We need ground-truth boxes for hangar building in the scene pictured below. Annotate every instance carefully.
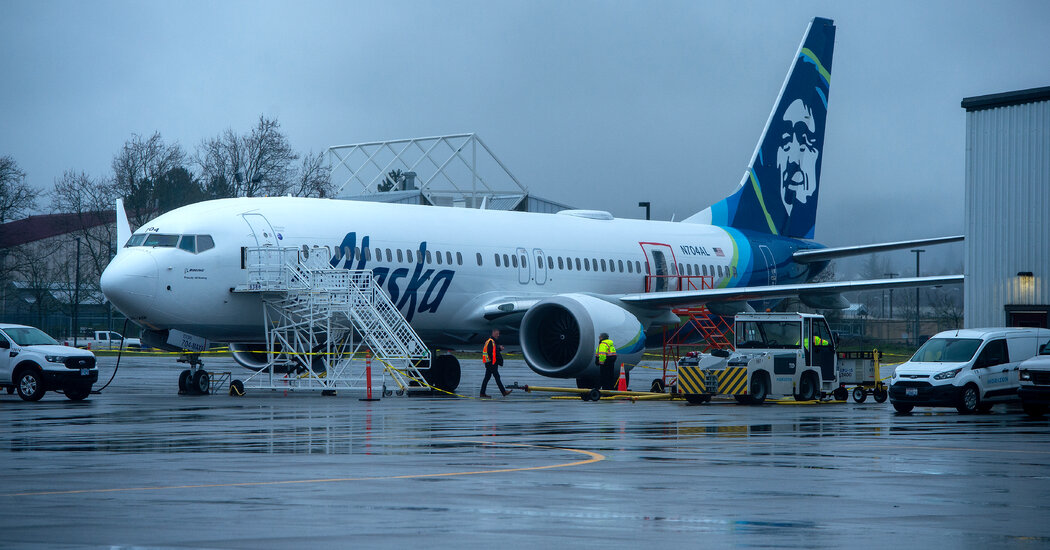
[962,86,1050,328]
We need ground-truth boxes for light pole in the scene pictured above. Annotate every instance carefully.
[638,201,650,221]
[912,249,925,346]
[73,238,81,347]
[884,272,898,318]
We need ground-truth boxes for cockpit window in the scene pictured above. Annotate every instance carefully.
[125,233,215,254]
[197,235,215,252]
[178,235,196,253]
[143,234,179,247]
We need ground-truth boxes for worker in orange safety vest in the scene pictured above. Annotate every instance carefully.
[481,328,511,398]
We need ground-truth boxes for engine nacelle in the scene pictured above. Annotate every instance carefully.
[520,293,645,380]
[229,343,273,371]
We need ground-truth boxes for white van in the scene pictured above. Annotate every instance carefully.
[1018,340,1050,417]
[888,327,1050,414]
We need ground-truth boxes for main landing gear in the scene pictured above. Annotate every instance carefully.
[177,353,210,395]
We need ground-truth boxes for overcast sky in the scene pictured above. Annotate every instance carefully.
[3,0,1049,274]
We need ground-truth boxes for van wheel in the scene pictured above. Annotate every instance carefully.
[977,402,994,413]
[893,402,914,413]
[956,385,980,414]
[1023,403,1048,417]
[852,387,867,403]
[16,369,46,401]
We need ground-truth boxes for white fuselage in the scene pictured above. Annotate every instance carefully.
[101,197,797,347]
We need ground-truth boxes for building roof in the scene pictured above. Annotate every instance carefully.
[0,211,115,248]
[961,86,1050,112]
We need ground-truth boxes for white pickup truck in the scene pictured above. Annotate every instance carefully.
[68,330,143,351]
[1,323,98,401]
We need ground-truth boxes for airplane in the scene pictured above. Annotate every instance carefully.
[100,16,963,392]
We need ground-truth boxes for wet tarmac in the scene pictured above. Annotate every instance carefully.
[2,356,1050,548]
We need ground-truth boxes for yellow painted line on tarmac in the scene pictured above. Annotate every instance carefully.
[2,439,605,498]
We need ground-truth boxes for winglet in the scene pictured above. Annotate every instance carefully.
[115,199,132,255]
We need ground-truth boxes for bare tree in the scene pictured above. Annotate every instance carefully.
[196,115,299,197]
[49,171,118,279]
[111,132,187,227]
[289,151,333,198]
[0,155,39,223]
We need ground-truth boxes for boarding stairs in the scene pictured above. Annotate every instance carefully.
[234,246,431,395]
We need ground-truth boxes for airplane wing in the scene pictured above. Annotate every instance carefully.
[793,235,964,263]
[618,275,963,309]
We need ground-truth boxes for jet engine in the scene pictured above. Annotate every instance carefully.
[229,343,274,371]
[519,293,645,382]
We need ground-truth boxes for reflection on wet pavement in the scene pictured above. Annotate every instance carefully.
[1,357,1049,548]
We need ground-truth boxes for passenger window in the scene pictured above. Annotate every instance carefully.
[636,261,642,273]
[976,340,1009,367]
[601,259,607,272]
[406,250,414,264]
[425,250,432,264]
[436,251,443,264]
[547,256,553,270]
[374,248,381,261]
[520,255,527,268]
[457,252,463,265]
[584,258,590,271]
[397,249,404,262]
[197,235,215,253]
[476,252,483,266]
[495,254,501,267]
[558,257,564,270]
[512,255,519,268]
[503,254,510,267]
[575,258,582,271]
[618,260,624,272]
[178,235,196,253]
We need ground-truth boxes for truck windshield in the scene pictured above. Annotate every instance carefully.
[911,338,982,363]
[2,327,60,346]
[1040,339,1050,355]
[735,321,801,349]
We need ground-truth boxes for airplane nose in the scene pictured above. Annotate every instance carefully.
[101,251,159,317]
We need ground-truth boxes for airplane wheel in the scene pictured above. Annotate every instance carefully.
[852,387,867,403]
[178,370,193,394]
[192,370,210,395]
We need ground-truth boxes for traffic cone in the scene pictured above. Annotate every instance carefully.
[616,364,627,391]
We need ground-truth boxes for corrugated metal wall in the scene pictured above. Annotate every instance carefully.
[964,99,1050,326]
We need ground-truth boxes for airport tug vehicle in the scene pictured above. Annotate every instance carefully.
[677,313,838,404]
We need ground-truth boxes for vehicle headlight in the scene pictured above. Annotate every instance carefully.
[44,355,67,363]
[1020,370,1032,381]
[933,368,963,380]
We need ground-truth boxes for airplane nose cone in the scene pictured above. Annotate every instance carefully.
[101,251,159,317]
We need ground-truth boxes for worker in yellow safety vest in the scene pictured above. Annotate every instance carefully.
[480,329,511,398]
[595,333,617,390]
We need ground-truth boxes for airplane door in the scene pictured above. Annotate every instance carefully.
[241,213,278,247]
[640,243,680,292]
[759,245,777,285]
[533,248,547,285]
[515,247,530,284]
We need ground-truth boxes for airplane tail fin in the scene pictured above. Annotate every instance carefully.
[684,17,835,239]
[115,199,131,255]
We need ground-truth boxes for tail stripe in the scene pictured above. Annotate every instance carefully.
[800,48,831,85]
[748,170,779,235]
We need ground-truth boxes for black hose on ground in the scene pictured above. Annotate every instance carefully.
[94,318,128,393]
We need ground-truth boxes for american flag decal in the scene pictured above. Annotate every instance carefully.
[714,248,725,257]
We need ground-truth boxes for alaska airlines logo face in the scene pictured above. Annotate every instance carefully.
[329,232,453,322]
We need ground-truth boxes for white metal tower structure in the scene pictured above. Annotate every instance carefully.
[328,133,528,208]
[234,246,431,395]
